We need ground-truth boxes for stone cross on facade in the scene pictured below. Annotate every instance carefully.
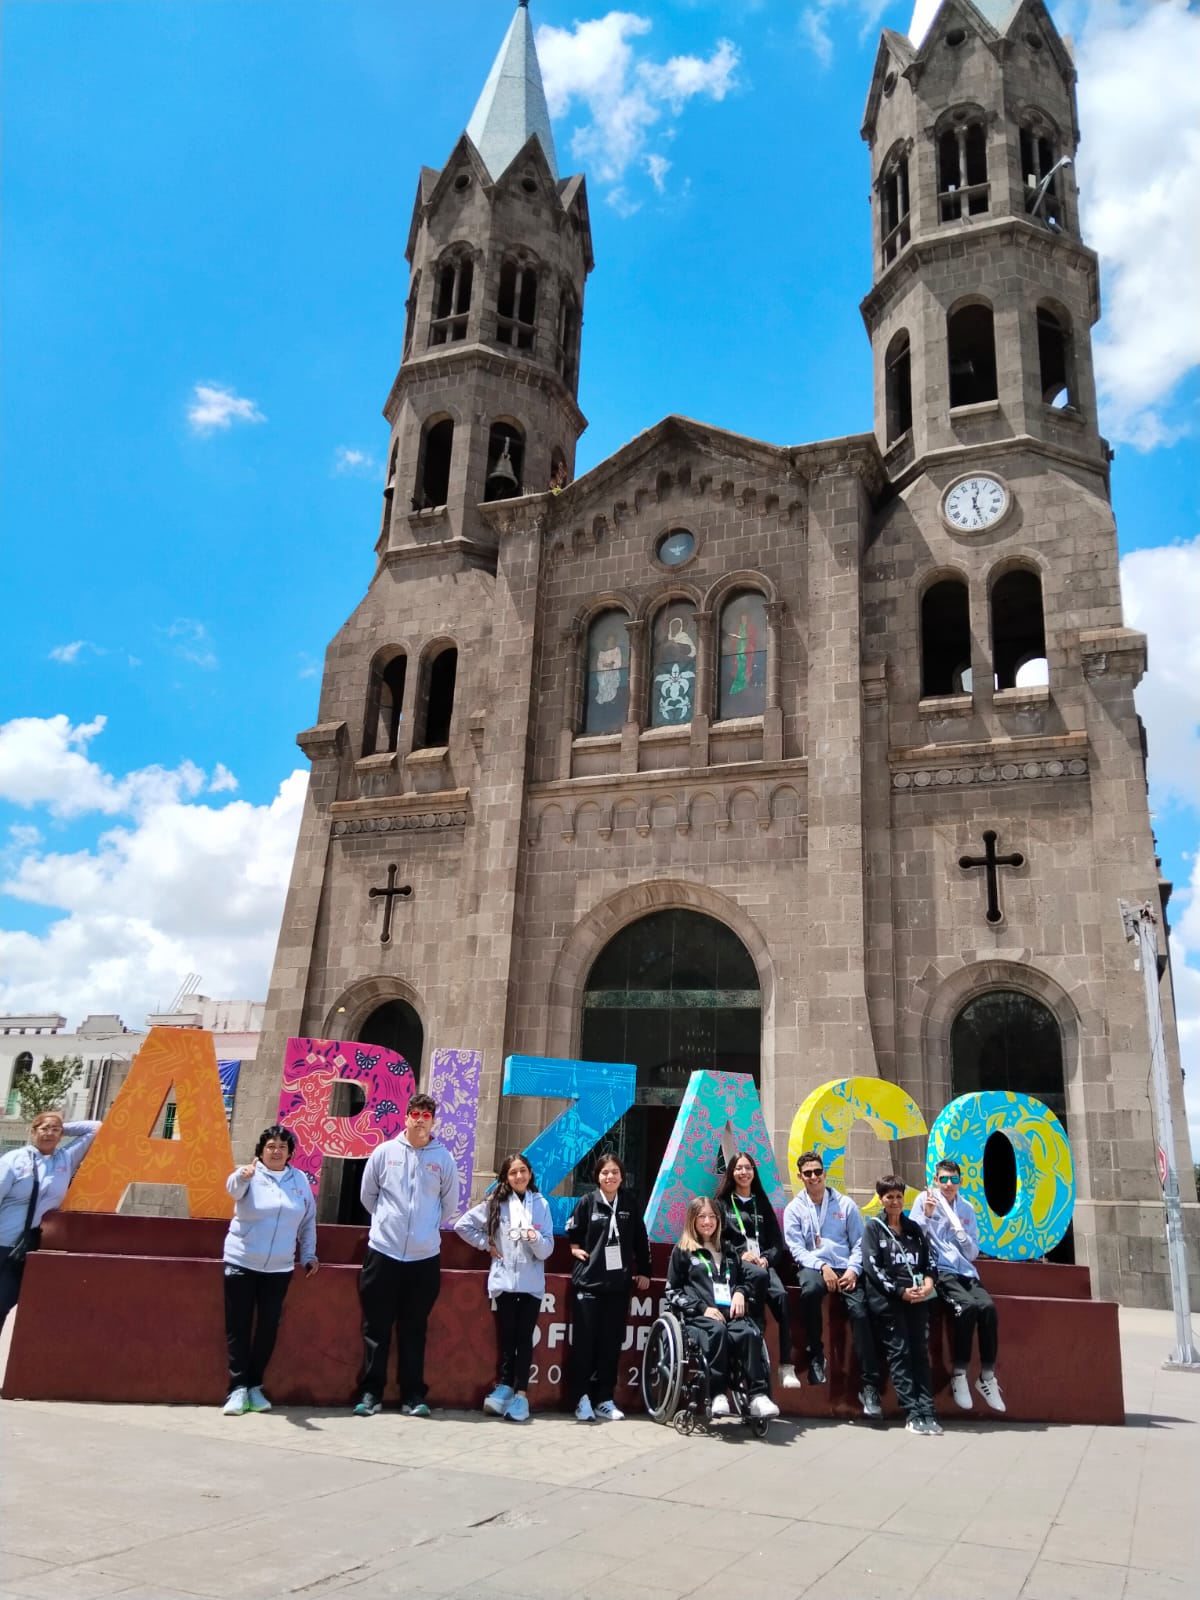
[368,865,412,945]
[958,830,1024,925]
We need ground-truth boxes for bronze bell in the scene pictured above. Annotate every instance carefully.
[486,437,519,498]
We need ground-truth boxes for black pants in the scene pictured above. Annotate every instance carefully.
[358,1248,442,1404]
[798,1268,881,1386]
[0,1246,26,1333]
[223,1264,292,1392]
[494,1291,540,1392]
[570,1290,627,1405]
[868,1290,933,1420]
[742,1262,795,1365]
[937,1273,998,1368]
[687,1313,769,1398]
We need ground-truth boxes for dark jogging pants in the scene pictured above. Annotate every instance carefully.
[686,1313,770,1398]
[494,1290,540,1392]
[741,1262,797,1366]
[570,1290,627,1405]
[937,1272,999,1368]
[223,1264,292,1392]
[868,1290,934,1420]
[798,1269,882,1386]
[358,1248,441,1404]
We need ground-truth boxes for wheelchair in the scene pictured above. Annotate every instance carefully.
[640,1308,775,1438]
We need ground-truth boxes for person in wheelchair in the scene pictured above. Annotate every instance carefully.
[714,1151,802,1389]
[667,1196,779,1420]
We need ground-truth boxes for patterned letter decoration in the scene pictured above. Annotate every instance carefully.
[62,1027,235,1218]
[644,1070,786,1243]
[927,1091,1074,1259]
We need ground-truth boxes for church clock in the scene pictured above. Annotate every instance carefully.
[941,474,1011,533]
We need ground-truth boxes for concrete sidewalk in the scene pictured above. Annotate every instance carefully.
[1,1307,1196,1600]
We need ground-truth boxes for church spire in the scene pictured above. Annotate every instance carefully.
[909,1,1019,47]
[465,2,559,182]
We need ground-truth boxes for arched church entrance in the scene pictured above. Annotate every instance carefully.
[950,987,1072,1262]
[324,997,425,1225]
[575,908,761,1200]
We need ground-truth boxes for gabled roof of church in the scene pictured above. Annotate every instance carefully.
[464,2,559,182]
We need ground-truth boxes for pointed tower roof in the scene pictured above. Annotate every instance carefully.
[909,1,1018,47]
[465,2,559,182]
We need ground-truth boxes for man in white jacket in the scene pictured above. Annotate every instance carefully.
[908,1158,1004,1413]
[353,1093,459,1417]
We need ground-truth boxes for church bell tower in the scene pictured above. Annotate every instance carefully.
[247,5,593,1212]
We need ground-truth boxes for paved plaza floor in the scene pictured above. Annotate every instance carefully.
[1,1307,1197,1600]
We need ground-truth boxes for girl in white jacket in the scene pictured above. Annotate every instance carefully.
[454,1153,554,1423]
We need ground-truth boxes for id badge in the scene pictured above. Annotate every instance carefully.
[604,1243,624,1273]
[713,1282,733,1308]
[744,1236,760,1258]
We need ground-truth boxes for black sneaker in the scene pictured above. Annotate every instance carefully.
[859,1384,883,1418]
[353,1393,382,1417]
[807,1357,827,1385]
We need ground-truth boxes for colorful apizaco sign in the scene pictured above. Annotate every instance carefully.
[63,1029,1074,1261]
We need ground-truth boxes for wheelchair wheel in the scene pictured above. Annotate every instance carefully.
[751,1417,770,1439]
[642,1311,685,1424]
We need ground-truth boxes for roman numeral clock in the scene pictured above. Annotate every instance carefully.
[941,472,1012,532]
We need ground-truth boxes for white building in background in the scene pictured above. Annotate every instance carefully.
[0,1000,263,1151]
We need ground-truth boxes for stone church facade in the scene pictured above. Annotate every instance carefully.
[243,0,1195,1306]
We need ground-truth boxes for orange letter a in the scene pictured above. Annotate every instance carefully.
[63,1027,235,1219]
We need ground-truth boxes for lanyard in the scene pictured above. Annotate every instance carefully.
[933,1189,964,1235]
[509,1195,531,1232]
[696,1250,729,1283]
[730,1194,757,1236]
[600,1194,620,1243]
[804,1188,830,1239]
[879,1218,922,1285]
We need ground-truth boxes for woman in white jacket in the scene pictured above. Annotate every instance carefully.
[454,1153,554,1424]
[221,1124,318,1416]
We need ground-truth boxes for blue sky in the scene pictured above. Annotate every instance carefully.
[2,1,1198,1141]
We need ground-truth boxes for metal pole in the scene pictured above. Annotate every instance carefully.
[1119,899,1200,1368]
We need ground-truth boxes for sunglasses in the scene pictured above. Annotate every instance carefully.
[407,1109,434,1122]
[800,1168,824,1179]
[936,1173,960,1185]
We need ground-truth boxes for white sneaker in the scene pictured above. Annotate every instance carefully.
[976,1373,1006,1413]
[710,1393,731,1418]
[594,1400,625,1422]
[748,1394,780,1419]
[222,1387,249,1416]
[574,1396,595,1423]
[246,1386,271,1413]
[950,1372,973,1410]
[779,1363,802,1390]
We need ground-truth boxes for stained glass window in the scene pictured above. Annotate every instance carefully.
[717,591,768,720]
[649,601,698,728]
[582,611,629,735]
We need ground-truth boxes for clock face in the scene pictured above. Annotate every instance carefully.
[943,475,1009,531]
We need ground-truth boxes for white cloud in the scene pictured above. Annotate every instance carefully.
[1120,537,1200,1156]
[1073,1,1200,448]
[644,152,671,193]
[186,383,266,435]
[536,11,738,205]
[49,641,88,665]
[333,446,379,476]
[163,617,218,670]
[1121,537,1200,810]
[0,714,207,819]
[801,1,892,66]
[0,715,305,1026]
[209,764,239,794]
